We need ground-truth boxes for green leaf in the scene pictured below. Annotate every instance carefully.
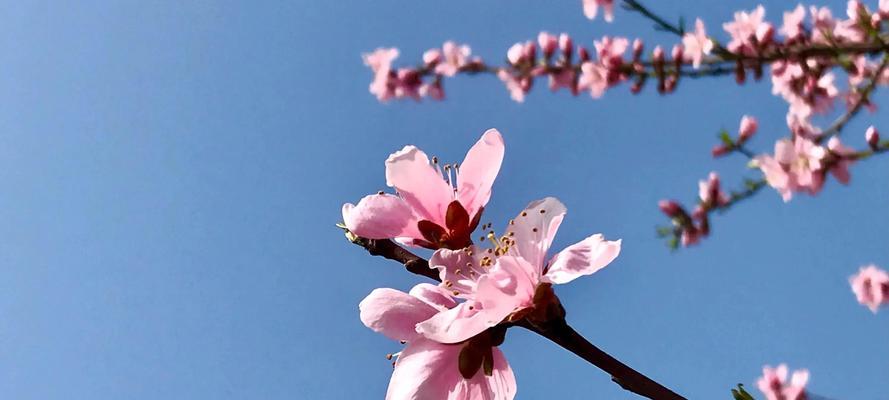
[730,384,755,400]
[719,129,734,146]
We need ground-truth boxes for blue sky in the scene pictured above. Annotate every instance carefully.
[0,1,886,399]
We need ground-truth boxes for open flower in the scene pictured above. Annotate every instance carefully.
[417,197,621,344]
[360,283,516,399]
[756,364,809,400]
[754,137,827,202]
[343,129,505,249]
[850,264,889,313]
[682,19,713,69]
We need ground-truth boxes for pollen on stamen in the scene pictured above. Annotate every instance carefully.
[532,228,538,232]
[432,156,439,164]
[540,209,546,214]
[509,219,515,225]
[444,280,453,287]
[452,290,460,296]
[377,191,384,195]
[521,212,528,217]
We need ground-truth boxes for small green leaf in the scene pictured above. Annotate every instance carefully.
[719,129,734,146]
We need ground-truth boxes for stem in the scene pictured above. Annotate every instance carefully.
[522,318,686,400]
[816,53,889,143]
[345,233,686,399]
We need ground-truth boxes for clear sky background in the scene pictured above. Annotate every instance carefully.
[0,1,886,399]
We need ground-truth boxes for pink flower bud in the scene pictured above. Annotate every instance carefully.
[522,41,537,62]
[658,199,682,218]
[632,38,644,61]
[671,44,683,63]
[507,43,524,65]
[423,49,442,66]
[711,144,730,157]
[578,46,590,62]
[558,33,573,60]
[652,46,664,63]
[538,31,558,58]
[738,115,758,142]
[866,125,880,149]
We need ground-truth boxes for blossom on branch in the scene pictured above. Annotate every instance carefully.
[359,284,516,399]
[418,197,621,343]
[343,129,505,249]
[756,364,809,400]
[850,264,889,313]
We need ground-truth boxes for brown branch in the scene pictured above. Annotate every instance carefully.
[520,318,686,400]
[345,232,686,400]
[346,235,441,281]
[817,53,889,143]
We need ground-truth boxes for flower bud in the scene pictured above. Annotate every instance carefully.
[738,115,758,143]
[558,33,573,61]
[507,43,524,65]
[632,38,644,61]
[711,144,730,157]
[423,48,442,66]
[578,46,590,62]
[866,125,880,150]
[658,199,682,218]
[538,31,558,59]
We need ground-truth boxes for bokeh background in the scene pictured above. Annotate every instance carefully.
[0,1,886,398]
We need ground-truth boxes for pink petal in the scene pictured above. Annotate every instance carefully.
[359,288,437,342]
[456,129,505,221]
[386,338,462,400]
[386,340,516,400]
[416,257,536,344]
[385,145,454,225]
[414,301,492,344]
[544,235,621,284]
[505,197,567,271]
[342,194,421,240]
[409,283,458,312]
[452,347,517,400]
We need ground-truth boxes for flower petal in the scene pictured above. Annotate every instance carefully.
[544,235,621,284]
[409,283,458,312]
[457,129,505,220]
[505,197,567,271]
[342,194,421,240]
[385,145,454,225]
[415,301,492,344]
[452,347,517,400]
[386,338,461,400]
[359,288,437,342]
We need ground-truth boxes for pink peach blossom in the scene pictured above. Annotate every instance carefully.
[418,198,621,344]
[866,125,880,148]
[363,48,400,101]
[359,284,516,400]
[723,6,773,54]
[498,70,528,102]
[780,5,807,41]
[755,138,827,202]
[578,61,610,98]
[343,129,505,249]
[756,364,809,400]
[435,41,472,77]
[849,264,889,313]
[583,0,614,22]
[682,19,713,69]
